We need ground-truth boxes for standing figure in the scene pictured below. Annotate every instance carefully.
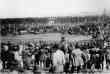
[52,45,65,73]
[105,47,110,69]
[1,44,9,69]
[71,47,84,73]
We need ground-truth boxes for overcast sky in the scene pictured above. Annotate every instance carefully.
[0,0,110,18]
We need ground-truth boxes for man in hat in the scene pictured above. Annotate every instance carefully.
[60,36,66,44]
[105,47,110,69]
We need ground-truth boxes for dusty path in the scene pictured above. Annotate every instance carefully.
[0,33,91,43]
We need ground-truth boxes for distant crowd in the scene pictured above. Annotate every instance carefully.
[1,22,110,36]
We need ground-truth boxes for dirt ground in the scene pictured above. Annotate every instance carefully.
[1,70,110,74]
[0,33,91,43]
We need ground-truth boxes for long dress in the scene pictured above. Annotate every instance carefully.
[0,60,3,70]
[14,51,23,68]
[72,49,84,67]
[52,49,65,73]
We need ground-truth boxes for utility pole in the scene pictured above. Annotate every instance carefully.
[102,8,106,22]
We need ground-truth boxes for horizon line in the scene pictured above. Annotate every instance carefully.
[0,11,109,19]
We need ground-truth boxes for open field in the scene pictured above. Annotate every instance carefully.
[0,33,91,43]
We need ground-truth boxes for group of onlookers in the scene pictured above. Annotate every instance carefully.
[0,39,110,73]
[0,23,83,36]
[2,22,110,36]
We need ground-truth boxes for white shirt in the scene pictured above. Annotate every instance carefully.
[53,49,65,66]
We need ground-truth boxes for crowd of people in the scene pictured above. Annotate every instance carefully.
[1,22,110,40]
[0,16,110,74]
[0,23,85,36]
[0,37,110,73]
